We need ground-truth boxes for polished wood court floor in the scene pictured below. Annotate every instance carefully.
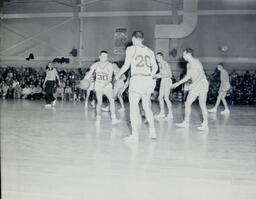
[1,99,256,199]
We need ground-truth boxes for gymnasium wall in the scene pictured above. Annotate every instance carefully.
[1,14,256,72]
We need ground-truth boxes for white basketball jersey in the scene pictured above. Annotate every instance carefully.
[94,61,113,86]
[130,45,153,77]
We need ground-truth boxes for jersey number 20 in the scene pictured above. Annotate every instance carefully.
[135,55,151,68]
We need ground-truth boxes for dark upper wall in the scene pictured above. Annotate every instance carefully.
[1,14,256,71]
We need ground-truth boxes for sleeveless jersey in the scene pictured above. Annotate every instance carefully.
[220,69,231,91]
[94,61,113,86]
[130,45,153,77]
[187,59,207,85]
[159,60,172,78]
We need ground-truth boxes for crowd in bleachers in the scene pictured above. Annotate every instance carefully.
[0,66,256,105]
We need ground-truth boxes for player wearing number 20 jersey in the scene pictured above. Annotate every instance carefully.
[117,31,158,142]
[129,45,157,95]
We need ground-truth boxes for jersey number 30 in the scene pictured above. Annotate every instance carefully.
[97,74,108,81]
[135,55,151,68]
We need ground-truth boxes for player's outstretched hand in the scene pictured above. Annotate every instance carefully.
[153,74,161,79]
[171,83,179,89]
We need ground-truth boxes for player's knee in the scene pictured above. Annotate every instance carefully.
[163,95,169,101]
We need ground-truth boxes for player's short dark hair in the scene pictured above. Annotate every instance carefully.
[100,50,108,55]
[184,48,194,56]
[132,31,144,39]
[218,63,224,67]
[156,52,164,57]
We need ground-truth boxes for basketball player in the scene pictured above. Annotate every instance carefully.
[171,48,209,131]
[153,52,173,120]
[116,31,158,142]
[208,63,231,114]
[43,62,60,109]
[86,51,120,125]
[102,63,127,112]
[83,70,96,109]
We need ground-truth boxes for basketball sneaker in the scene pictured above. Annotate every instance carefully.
[208,108,217,113]
[52,99,57,107]
[102,106,110,112]
[165,113,173,120]
[149,128,157,139]
[45,104,52,109]
[154,113,165,119]
[197,123,209,131]
[112,118,121,125]
[124,134,138,143]
[220,109,230,115]
[176,121,189,128]
[118,107,125,113]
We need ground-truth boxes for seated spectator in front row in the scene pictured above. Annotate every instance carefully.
[13,82,22,99]
[22,85,32,99]
[27,84,43,100]
[1,82,9,99]
[64,85,72,101]
[32,84,43,100]
[57,82,65,101]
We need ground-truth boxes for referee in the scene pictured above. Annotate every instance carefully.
[43,62,60,108]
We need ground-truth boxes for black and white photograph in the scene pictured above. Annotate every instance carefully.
[0,0,256,198]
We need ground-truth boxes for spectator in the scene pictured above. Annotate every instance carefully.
[22,85,32,99]
[57,82,65,101]
[64,85,72,101]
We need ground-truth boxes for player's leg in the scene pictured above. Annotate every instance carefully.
[220,91,230,114]
[164,81,173,120]
[142,94,157,139]
[104,84,120,124]
[176,91,198,128]
[124,91,141,142]
[85,88,91,108]
[155,81,165,119]
[117,90,125,112]
[198,91,209,131]
[95,89,103,124]
[208,92,222,113]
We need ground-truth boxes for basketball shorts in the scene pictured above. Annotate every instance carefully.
[219,82,231,93]
[95,82,113,96]
[159,78,172,98]
[88,82,95,91]
[189,79,209,96]
[114,80,125,96]
[129,76,156,96]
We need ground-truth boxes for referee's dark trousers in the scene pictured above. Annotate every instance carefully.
[45,80,56,104]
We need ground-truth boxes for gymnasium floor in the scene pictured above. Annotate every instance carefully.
[1,99,256,199]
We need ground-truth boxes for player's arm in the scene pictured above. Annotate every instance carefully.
[150,51,158,76]
[122,75,130,93]
[172,65,191,88]
[116,47,132,79]
[43,71,49,87]
[54,69,61,85]
[85,63,96,80]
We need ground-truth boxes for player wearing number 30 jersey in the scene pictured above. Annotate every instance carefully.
[86,50,120,125]
[117,31,158,142]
